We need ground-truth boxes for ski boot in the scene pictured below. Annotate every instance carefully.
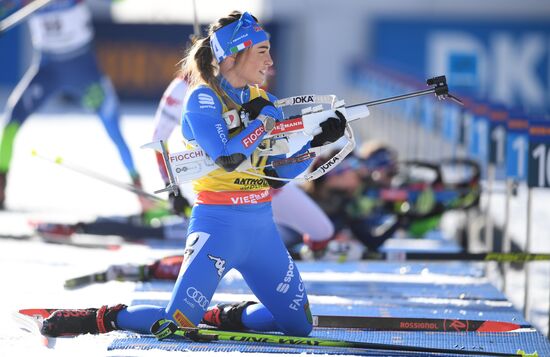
[32,222,78,239]
[299,234,330,261]
[201,301,256,331]
[41,304,126,337]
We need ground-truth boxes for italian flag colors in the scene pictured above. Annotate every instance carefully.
[230,40,253,54]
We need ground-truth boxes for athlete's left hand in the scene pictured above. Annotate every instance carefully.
[168,186,191,216]
[241,97,277,120]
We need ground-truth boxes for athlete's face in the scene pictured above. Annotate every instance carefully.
[231,41,273,86]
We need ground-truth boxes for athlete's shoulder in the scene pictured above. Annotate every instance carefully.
[262,90,284,118]
[184,85,222,114]
[265,91,279,103]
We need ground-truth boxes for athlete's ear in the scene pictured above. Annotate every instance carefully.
[223,54,238,68]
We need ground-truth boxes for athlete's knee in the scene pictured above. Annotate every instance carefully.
[280,314,313,336]
[85,78,119,120]
[277,300,313,336]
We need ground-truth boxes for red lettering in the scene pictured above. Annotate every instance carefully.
[271,118,304,135]
[242,126,266,148]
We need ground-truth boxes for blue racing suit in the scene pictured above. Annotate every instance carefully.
[0,0,137,178]
[116,77,314,336]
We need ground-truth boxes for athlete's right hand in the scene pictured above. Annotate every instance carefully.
[311,110,347,147]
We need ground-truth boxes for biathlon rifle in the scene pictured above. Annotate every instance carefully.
[144,76,462,197]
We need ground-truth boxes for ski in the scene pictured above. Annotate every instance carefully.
[152,319,538,357]
[64,264,150,289]
[313,315,529,332]
[64,255,184,289]
[18,308,527,333]
[0,233,33,241]
[13,309,55,348]
[18,308,56,321]
[0,0,54,33]
[360,251,550,263]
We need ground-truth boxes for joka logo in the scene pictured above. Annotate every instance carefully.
[242,125,265,148]
[292,95,314,104]
[320,156,340,173]
[207,254,226,278]
[186,287,209,311]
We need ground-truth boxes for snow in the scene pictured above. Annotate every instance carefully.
[0,112,549,356]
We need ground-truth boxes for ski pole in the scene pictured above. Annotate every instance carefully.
[31,150,165,203]
[0,0,53,33]
[360,251,550,263]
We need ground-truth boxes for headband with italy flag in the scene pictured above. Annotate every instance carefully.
[210,12,269,63]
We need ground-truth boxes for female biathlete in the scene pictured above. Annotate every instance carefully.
[38,10,347,337]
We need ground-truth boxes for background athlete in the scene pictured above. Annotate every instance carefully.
[0,0,149,211]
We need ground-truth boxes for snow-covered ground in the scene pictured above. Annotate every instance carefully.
[0,112,549,356]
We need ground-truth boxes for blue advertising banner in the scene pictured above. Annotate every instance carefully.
[372,18,550,114]
[527,119,550,188]
[505,116,529,181]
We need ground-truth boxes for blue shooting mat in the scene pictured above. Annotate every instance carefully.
[107,258,550,356]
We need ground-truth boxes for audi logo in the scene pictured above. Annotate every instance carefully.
[186,287,210,310]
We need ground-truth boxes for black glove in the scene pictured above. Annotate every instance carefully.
[168,185,190,216]
[311,110,347,147]
[241,97,276,120]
